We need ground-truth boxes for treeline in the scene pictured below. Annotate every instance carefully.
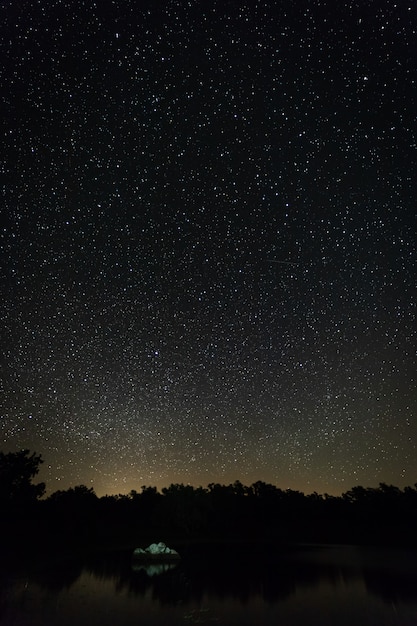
[40,481,417,548]
[1,450,417,553]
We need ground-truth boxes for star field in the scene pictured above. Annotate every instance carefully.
[1,0,416,496]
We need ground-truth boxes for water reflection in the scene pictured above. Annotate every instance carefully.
[1,545,417,626]
[131,561,178,577]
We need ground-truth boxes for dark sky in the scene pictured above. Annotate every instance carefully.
[1,0,416,496]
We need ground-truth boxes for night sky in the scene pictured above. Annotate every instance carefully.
[1,0,416,497]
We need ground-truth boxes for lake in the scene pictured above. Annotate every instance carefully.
[1,544,417,625]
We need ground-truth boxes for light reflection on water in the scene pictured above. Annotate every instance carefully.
[1,545,417,626]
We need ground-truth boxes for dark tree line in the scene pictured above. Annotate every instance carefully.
[0,449,45,504]
[1,450,417,556]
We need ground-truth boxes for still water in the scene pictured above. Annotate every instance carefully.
[1,544,417,625]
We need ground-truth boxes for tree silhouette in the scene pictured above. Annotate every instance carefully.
[0,449,45,504]
[48,484,97,505]
[3,449,417,550]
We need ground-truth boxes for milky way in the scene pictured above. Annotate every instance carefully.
[1,0,416,496]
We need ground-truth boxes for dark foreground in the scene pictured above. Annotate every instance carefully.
[2,543,417,626]
[3,479,417,563]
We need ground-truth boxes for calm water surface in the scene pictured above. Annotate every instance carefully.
[1,545,417,625]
